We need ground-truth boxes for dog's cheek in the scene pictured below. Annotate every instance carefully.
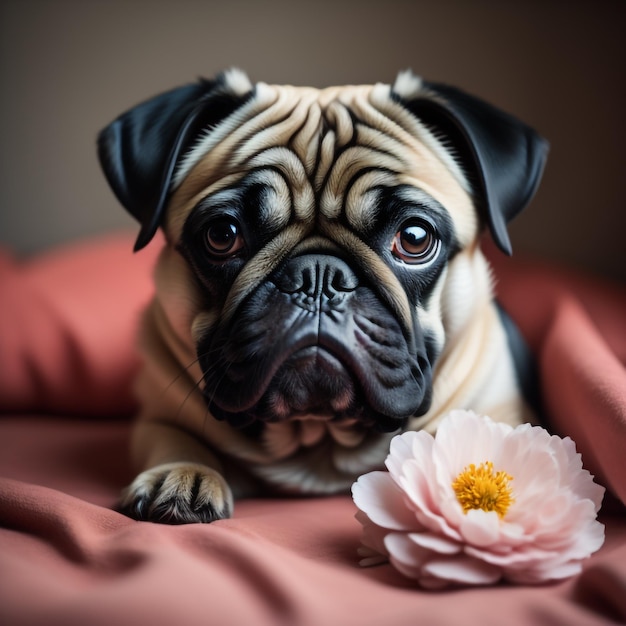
[439,247,494,341]
[414,269,448,362]
[153,246,206,344]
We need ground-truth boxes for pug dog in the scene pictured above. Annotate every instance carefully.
[98,69,547,524]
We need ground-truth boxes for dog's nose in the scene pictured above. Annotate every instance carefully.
[273,255,359,301]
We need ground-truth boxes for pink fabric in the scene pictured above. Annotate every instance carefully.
[0,232,159,417]
[0,233,624,625]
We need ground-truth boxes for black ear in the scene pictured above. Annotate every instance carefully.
[393,78,548,255]
[97,72,254,251]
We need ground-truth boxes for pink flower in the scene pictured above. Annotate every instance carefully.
[351,410,605,588]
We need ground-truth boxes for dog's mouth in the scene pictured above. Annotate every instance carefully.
[199,254,433,434]
[205,346,429,432]
[259,347,360,419]
[207,347,353,424]
[206,343,424,433]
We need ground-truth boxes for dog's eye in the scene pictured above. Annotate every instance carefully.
[205,219,244,258]
[391,221,438,264]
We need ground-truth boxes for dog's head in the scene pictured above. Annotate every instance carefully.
[98,70,547,435]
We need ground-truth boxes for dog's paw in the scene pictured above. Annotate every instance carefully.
[118,462,234,524]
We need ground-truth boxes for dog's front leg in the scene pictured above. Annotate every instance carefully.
[119,421,233,524]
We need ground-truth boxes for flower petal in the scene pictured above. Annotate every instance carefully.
[498,520,526,547]
[548,512,606,560]
[352,471,418,531]
[398,459,461,541]
[385,532,431,579]
[466,544,556,568]
[417,576,451,590]
[553,436,605,510]
[434,411,511,481]
[355,509,389,560]
[353,409,606,588]
[459,509,500,547]
[408,532,461,555]
[506,559,583,584]
[437,491,465,529]
[422,555,502,586]
[431,411,482,480]
[357,544,388,568]
[385,431,432,478]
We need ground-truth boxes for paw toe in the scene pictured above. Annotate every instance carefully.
[119,463,233,524]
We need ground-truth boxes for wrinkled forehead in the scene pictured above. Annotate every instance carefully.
[166,81,476,242]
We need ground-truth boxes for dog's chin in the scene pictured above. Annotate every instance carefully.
[205,346,430,434]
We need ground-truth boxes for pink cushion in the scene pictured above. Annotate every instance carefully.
[0,232,159,417]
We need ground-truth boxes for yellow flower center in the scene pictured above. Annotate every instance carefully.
[452,461,514,518]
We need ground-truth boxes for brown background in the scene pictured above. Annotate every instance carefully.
[1,0,624,281]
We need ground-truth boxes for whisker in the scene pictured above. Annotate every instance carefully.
[156,339,226,399]
[202,356,237,409]
[157,356,202,402]
[172,370,207,424]
[161,346,223,424]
